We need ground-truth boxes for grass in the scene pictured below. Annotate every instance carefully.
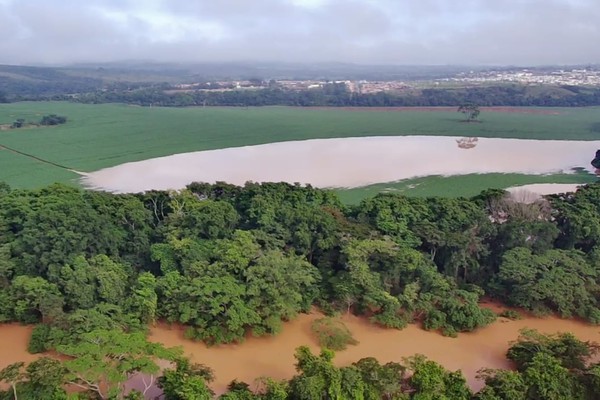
[335,171,598,204]
[0,102,599,189]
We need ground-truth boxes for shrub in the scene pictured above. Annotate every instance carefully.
[499,309,522,320]
[39,114,67,126]
[311,317,358,351]
[28,324,52,353]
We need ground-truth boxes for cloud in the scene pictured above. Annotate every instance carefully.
[0,0,597,65]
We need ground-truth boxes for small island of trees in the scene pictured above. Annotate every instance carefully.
[7,114,68,130]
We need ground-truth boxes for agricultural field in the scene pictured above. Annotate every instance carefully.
[1,102,599,200]
[336,172,597,204]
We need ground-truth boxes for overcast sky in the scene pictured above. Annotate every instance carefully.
[0,0,598,66]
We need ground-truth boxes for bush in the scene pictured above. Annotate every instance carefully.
[39,114,67,126]
[499,310,522,320]
[11,118,25,128]
[28,324,52,353]
[311,317,358,351]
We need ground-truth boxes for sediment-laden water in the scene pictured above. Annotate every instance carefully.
[81,136,600,193]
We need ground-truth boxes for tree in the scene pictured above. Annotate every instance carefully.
[353,357,406,400]
[523,352,583,399]
[158,358,214,400]
[57,329,180,399]
[406,355,471,400]
[493,248,600,321]
[126,272,158,325]
[10,276,64,323]
[20,357,67,399]
[0,362,24,400]
[475,369,526,400]
[457,104,481,122]
[289,346,343,400]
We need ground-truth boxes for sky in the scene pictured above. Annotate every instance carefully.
[0,0,598,66]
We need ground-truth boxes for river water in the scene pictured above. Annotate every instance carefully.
[2,310,599,396]
[148,308,600,394]
[81,136,600,193]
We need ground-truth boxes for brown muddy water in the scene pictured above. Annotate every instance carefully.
[148,309,600,394]
[2,310,600,396]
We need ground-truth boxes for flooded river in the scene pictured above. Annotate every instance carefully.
[81,136,600,193]
[148,309,600,394]
[2,310,599,395]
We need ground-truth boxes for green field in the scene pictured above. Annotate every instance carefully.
[1,102,599,192]
[335,172,598,204]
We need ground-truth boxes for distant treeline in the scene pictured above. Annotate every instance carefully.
[3,73,600,106]
[69,84,600,107]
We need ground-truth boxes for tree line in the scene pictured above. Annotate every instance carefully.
[1,181,600,398]
[67,84,600,107]
[4,82,600,107]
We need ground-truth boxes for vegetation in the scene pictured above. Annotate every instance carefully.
[65,84,600,108]
[39,114,67,126]
[2,61,600,107]
[1,102,600,190]
[311,317,358,351]
[458,104,481,122]
[0,178,600,397]
[336,171,597,204]
[2,329,599,399]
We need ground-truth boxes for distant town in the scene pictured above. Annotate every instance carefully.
[169,66,600,95]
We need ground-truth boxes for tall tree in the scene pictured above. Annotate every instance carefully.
[57,329,179,400]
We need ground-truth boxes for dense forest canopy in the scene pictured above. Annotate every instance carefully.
[1,181,600,398]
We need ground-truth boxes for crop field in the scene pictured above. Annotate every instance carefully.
[1,102,599,195]
[336,172,597,204]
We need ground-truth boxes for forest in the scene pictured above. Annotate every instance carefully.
[69,84,600,107]
[1,181,600,399]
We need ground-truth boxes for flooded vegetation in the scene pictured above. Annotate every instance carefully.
[3,176,600,398]
[148,310,600,394]
[2,310,599,395]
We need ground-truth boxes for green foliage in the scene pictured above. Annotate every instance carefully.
[522,352,584,399]
[39,114,67,126]
[156,229,320,344]
[289,346,343,400]
[336,172,596,204]
[57,329,180,399]
[493,248,600,321]
[10,275,64,323]
[507,329,598,371]
[475,369,527,400]
[2,179,600,398]
[28,324,52,353]
[158,358,214,400]
[311,317,358,351]
[458,104,481,122]
[406,355,471,400]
